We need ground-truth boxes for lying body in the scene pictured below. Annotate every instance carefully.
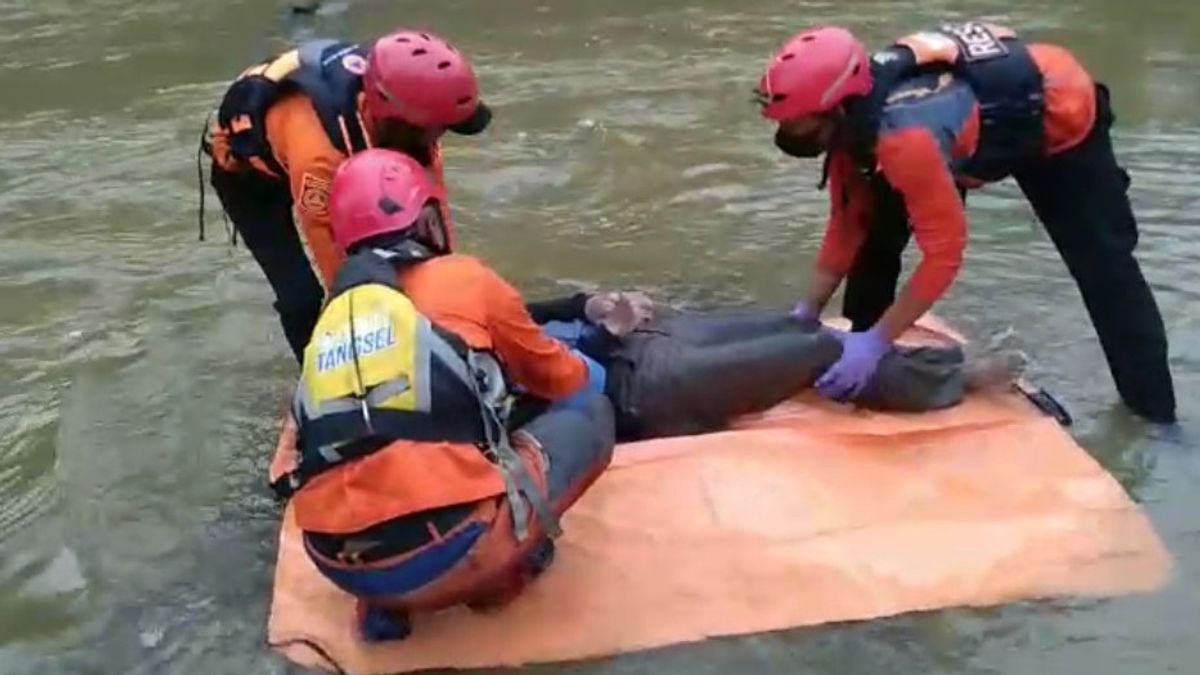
[520,294,1022,442]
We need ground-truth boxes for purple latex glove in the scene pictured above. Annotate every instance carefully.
[791,301,818,321]
[790,301,825,332]
[815,326,892,402]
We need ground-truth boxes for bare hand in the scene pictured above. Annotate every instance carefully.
[585,291,654,336]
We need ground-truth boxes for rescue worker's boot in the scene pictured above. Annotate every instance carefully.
[357,600,411,642]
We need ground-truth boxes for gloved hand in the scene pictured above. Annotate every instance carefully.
[791,301,817,321]
[585,291,654,336]
[790,301,822,332]
[815,326,891,402]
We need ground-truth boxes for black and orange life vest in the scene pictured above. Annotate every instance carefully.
[845,21,1046,182]
[216,39,371,178]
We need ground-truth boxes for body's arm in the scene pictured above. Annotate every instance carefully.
[525,294,589,323]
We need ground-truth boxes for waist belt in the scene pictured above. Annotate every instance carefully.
[304,501,479,565]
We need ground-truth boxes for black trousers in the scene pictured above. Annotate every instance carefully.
[842,85,1175,422]
[210,164,325,362]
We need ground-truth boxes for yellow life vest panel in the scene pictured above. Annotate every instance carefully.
[276,250,560,541]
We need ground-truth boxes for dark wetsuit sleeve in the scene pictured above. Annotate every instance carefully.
[526,293,623,362]
[525,294,589,324]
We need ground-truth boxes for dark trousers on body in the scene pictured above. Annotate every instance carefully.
[841,85,1175,422]
[609,311,967,441]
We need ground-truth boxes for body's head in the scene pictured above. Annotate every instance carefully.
[756,26,873,157]
[329,148,452,259]
[362,29,492,164]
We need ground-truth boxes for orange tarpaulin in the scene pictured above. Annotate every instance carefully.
[265,319,1172,674]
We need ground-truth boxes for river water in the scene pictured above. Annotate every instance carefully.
[1,0,1198,673]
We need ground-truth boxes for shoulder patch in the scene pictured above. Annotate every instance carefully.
[341,53,367,75]
[298,172,332,218]
[939,22,1009,62]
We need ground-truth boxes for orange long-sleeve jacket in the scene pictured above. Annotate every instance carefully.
[210,91,450,289]
[816,43,1096,303]
[294,253,588,535]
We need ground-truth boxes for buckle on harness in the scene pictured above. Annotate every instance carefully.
[268,471,303,503]
[359,398,374,434]
[459,349,561,542]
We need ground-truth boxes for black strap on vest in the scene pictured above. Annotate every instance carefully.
[841,25,1045,182]
[270,252,491,501]
[216,67,289,178]
[841,46,919,173]
[288,40,371,156]
[214,39,368,180]
[273,356,489,501]
[274,407,488,501]
[947,29,1044,181]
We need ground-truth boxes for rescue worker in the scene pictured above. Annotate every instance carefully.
[273,149,614,641]
[756,22,1176,423]
[526,293,1029,441]
[205,28,492,361]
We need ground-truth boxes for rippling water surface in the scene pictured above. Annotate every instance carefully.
[1,1,1198,673]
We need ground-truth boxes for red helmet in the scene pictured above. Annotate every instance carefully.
[329,148,446,253]
[758,26,873,121]
[362,29,491,134]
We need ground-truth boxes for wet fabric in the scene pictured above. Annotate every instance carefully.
[1013,85,1174,422]
[521,392,617,501]
[539,320,616,366]
[265,317,1172,675]
[605,310,965,441]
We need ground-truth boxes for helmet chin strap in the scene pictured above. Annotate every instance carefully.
[370,240,436,263]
